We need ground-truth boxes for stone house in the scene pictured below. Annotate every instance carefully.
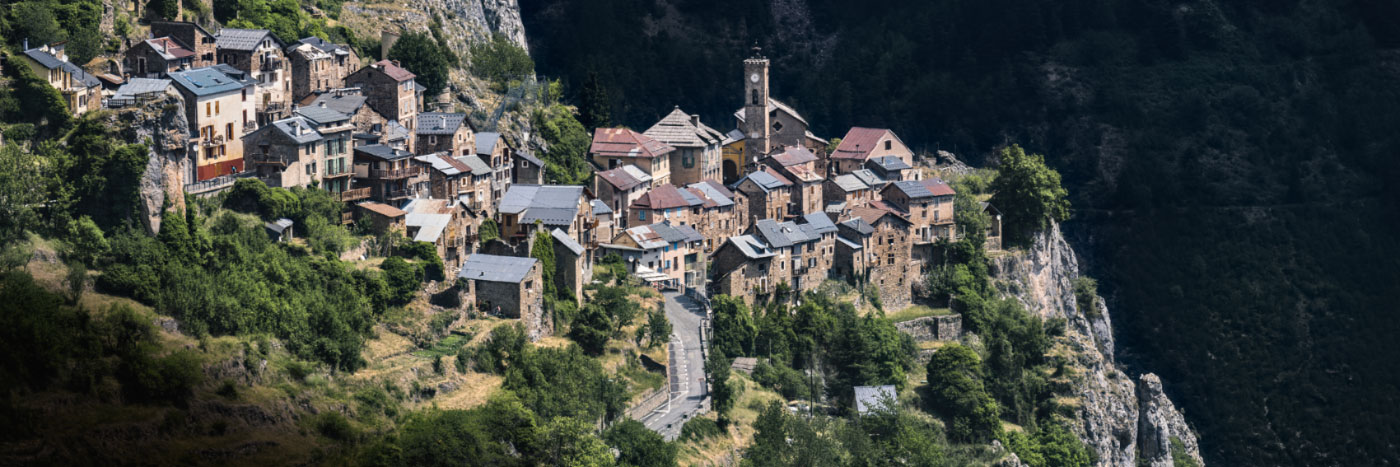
[215,29,293,126]
[286,36,359,102]
[613,222,706,289]
[981,202,1003,251]
[710,234,777,303]
[168,67,250,181]
[644,107,724,186]
[834,205,914,310]
[458,254,549,339]
[880,179,957,270]
[830,127,914,175]
[125,37,196,78]
[551,228,590,304]
[685,181,748,253]
[352,144,421,204]
[732,52,827,179]
[732,168,794,222]
[764,145,825,217]
[711,214,836,299]
[513,151,545,185]
[414,112,475,157]
[293,105,355,192]
[588,200,615,248]
[590,127,675,187]
[245,115,348,190]
[628,184,704,228]
[412,152,491,202]
[345,60,419,134]
[475,132,515,206]
[825,172,881,208]
[20,44,101,117]
[593,164,652,228]
[307,89,387,135]
[497,185,590,245]
[403,198,468,274]
[355,201,406,233]
[150,21,216,68]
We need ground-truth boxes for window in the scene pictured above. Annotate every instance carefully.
[205,102,211,116]
[226,123,233,138]
[884,140,892,150]
[639,211,647,221]
[215,101,220,114]
[772,121,783,132]
[750,89,759,105]
[429,135,437,145]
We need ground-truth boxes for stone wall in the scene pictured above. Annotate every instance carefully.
[895,314,962,342]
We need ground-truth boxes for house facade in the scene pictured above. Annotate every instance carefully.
[644,107,723,187]
[834,206,914,310]
[345,60,419,133]
[458,254,549,340]
[20,44,102,116]
[590,127,674,187]
[352,144,421,204]
[830,127,915,174]
[593,164,652,228]
[415,112,475,156]
[150,21,216,68]
[613,222,706,289]
[169,67,250,181]
[732,168,793,222]
[215,29,293,126]
[125,37,195,78]
[497,185,590,245]
[287,36,359,102]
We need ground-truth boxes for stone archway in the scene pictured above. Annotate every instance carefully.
[722,159,739,185]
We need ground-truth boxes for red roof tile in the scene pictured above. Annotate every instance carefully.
[372,60,416,82]
[149,37,195,59]
[768,145,818,167]
[919,178,956,197]
[831,127,892,160]
[630,184,703,210]
[590,128,674,159]
[849,202,910,226]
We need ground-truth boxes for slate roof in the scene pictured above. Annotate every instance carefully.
[734,168,791,192]
[417,112,469,135]
[415,153,472,176]
[268,117,324,144]
[144,37,195,60]
[850,169,884,187]
[686,181,736,208]
[112,78,173,101]
[886,179,955,199]
[839,218,875,237]
[215,28,280,51]
[632,184,704,210]
[308,92,369,115]
[643,107,724,147]
[867,155,912,171]
[625,222,704,250]
[733,97,810,126]
[368,60,415,82]
[832,127,898,160]
[22,48,65,69]
[457,155,493,176]
[295,105,351,126]
[753,219,818,248]
[515,150,543,166]
[168,67,245,97]
[725,234,777,259]
[354,144,413,161]
[854,385,897,415]
[475,132,503,155]
[831,174,870,192]
[458,254,537,283]
[590,199,613,216]
[23,47,101,88]
[768,145,818,167]
[801,212,838,235]
[210,64,258,86]
[590,128,674,159]
[498,185,585,226]
[383,120,411,144]
[596,165,652,191]
[551,228,585,256]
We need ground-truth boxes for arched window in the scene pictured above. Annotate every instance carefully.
[751,89,759,105]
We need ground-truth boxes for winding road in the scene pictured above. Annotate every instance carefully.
[637,291,709,440]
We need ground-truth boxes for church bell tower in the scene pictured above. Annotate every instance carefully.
[742,47,770,166]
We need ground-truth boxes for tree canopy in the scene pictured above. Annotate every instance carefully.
[989,145,1070,247]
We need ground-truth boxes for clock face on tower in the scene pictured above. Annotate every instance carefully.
[750,73,760,83]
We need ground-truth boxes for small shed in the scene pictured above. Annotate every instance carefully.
[853,384,897,415]
[981,201,1003,251]
[264,218,294,242]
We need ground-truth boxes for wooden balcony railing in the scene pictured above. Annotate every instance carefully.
[386,189,413,199]
[370,167,420,179]
[339,187,371,202]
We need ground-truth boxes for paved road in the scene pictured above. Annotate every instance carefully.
[638,291,708,440]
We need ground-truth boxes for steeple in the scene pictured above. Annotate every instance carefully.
[742,48,771,166]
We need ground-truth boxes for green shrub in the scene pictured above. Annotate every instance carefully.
[679,417,722,442]
[314,411,356,442]
[1073,277,1100,318]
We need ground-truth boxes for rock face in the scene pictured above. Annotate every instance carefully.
[106,93,191,234]
[990,223,1204,466]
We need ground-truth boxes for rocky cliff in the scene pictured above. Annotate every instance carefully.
[990,223,1204,467]
[105,93,191,234]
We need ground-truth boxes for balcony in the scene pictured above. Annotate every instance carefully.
[370,167,420,179]
[339,187,371,202]
[260,57,282,72]
[341,211,355,224]
[386,189,413,199]
[200,134,226,147]
[246,152,287,166]
[324,167,353,178]
[258,101,286,113]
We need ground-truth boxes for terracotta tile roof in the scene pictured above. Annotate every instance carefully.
[848,202,910,227]
[147,37,195,60]
[590,128,674,159]
[920,178,956,197]
[358,201,406,218]
[832,127,895,160]
[768,145,818,167]
[370,60,415,82]
[631,184,704,210]
[596,164,651,190]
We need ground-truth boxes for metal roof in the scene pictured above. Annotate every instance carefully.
[475,132,502,155]
[625,222,703,250]
[836,235,863,250]
[831,174,869,192]
[551,228,585,256]
[354,144,413,161]
[112,78,173,101]
[801,212,838,234]
[268,116,323,144]
[169,67,246,97]
[498,185,585,226]
[867,155,912,171]
[296,106,351,126]
[406,212,451,243]
[417,112,469,135]
[264,218,293,233]
[415,153,468,176]
[215,28,280,51]
[888,180,934,199]
[726,234,776,259]
[458,254,537,283]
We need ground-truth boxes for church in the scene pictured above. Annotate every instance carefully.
[721,48,828,184]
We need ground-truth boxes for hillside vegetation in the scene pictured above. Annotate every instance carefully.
[520,0,1400,464]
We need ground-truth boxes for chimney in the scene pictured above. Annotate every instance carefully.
[392,60,401,68]
[23,38,28,50]
[440,115,447,127]
[691,114,700,127]
[318,101,327,108]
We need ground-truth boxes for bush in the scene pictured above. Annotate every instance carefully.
[604,419,677,467]
[751,360,810,401]
[1073,277,1100,318]
[679,417,722,442]
[314,411,356,442]
[469,33,534,86]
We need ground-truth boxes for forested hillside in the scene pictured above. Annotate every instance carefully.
[520,0,1400,464]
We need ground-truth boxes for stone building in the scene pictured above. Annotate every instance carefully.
[628,184,704,228]
[458,254,549,340]
[414,112,475,156]
[497,185,590,245]
[293,106,355,193]
[403,198,469,274]
[352,144,421,204]
[764,146,825,217]
[834,205,914,310]
[215,29,293,126]
[880,179,956,269]
[685,181,748,253]
[355,201,406,233]
[732,168,794,222]
[475,132,515,205]
[590,127,675,187]
[711,214,836,300]
[730,50,827,181]
[307,89,387,135]
[150,21,216,67]
[286,36,360,102]
[345,60,419,133]
[168,67,250,181]
[830,127,914,175]
[551,228,590,304]
[589,200,615,248]
[644,107,724,186]
[864,156,914,182]
[245,114,350,190]
[825,172,881,208]
[982,202,1003,251]
[412,152,491,201]
[593,165,652,228]
[710,234,777,303]
[613,222,706,289]
[20,44,102,117]
[125,37,196,78]
[513,151,545,185]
